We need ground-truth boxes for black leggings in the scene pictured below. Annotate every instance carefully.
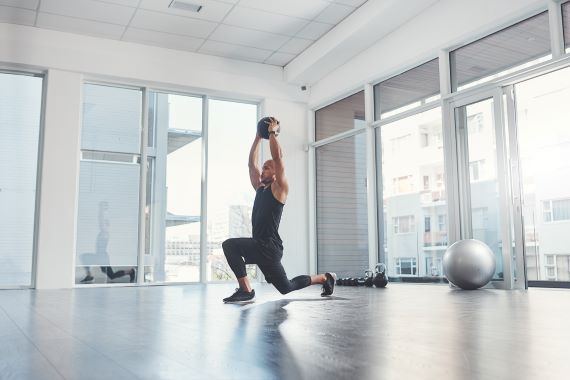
[222,238,311,295]
[101,267,126,280]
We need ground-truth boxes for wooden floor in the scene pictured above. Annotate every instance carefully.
[1,283,569,380]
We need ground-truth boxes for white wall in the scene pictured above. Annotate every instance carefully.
[0,23,310,288]
[261,99,309,277]
[308,0,547,108]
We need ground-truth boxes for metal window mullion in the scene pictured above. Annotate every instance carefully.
[371,101,441,128]
[504,85,528,289]
[310,126,367,148]
[548,0,565,58]
[439,49,452,97]
[308,110,317,275]
[200,96,209,283]
[31,73,49,289]
[137,88,149,285]
[441,100,462,246]
[492,90,514,289]
[365,84,379,271]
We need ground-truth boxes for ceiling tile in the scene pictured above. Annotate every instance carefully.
[279,37,313,54]
[210,24,290,51]
[130,9,217,38]
[122,27,204,51]
[223,6,308,37]
[264,52,296,66]
[238,0,329,20]
[139,0,234,23]
[199,40,273,62]
[36,12,125,39]
[314,3,354,24]
[331,0,367,7]
[0,0,38,10]
[0,5,36,25]
[296,21,333,40]
[92,0,140,6]
[40,0,135,25]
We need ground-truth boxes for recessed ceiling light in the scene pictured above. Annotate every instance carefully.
[169,0,203,13]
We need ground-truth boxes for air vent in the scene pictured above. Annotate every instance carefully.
[169,0,203,13]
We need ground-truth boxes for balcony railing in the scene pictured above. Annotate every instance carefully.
[420,189,446,204]
[423,231,448,247]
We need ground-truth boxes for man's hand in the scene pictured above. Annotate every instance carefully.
[266,117,280,134]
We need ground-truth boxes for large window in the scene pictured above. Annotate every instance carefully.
[374,58,440,120]
[145,93,203,283]
[377,107,448,279]
[206,100,258,281]
[0,72,43,287]
[316,132,368,278]
[450,12,551,91]
[315,91,365,141]
[76,84,141,285]
[514,66,570,282]
[75,83,259,285]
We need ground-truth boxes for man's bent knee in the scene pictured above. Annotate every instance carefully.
[222,239,236,255]
[274,283,292,295]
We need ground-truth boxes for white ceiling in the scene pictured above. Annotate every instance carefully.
[0,0,368,66]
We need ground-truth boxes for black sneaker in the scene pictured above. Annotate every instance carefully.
[321,272,337,297]
[80,275,94,283]
[223,288,255,304]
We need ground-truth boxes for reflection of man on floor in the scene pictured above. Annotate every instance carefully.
[80,201,135,283]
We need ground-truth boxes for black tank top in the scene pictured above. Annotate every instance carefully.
[252,184,284,249]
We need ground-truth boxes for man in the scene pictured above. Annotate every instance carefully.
[222,117,336,303]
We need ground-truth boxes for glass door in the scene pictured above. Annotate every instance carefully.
[450,89,515,288]
[508,66,570,287]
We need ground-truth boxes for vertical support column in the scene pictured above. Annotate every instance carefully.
[493,90,514,289]
[200,96,209,283]
[504,85,528,289]
[35,69,82,289]
[364,84,379,270]
[440,48,462,246]
[307,109,317,275]
[439,50,452,97]
[549,0,565,58]
[137,89,149,284]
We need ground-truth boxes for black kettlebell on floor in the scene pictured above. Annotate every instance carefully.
[373,263,388,288]
[364,270,374,287]
[356,278,366,286]
[257,116,280,139]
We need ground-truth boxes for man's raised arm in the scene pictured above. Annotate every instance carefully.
[268,119,288,194]
[248,134,262,190]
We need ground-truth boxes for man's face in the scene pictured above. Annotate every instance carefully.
[260,160,275,184]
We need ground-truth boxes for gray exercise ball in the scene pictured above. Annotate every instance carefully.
[443,239,496,290]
